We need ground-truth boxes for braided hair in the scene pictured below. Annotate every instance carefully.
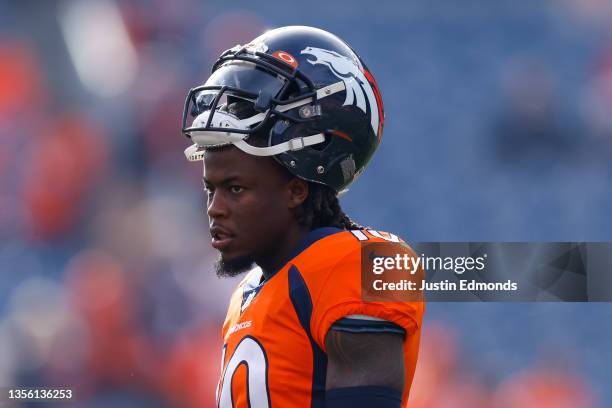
[292,182,363,230]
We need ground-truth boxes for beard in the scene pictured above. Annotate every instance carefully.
[214,254,255,278]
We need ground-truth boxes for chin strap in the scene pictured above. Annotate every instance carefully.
[233,133,326,156]
[184,132,326,160]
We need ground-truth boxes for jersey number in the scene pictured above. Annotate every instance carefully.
[217,336,271,408]
[350,229,400,242]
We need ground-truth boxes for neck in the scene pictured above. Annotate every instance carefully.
[256,224,312,279]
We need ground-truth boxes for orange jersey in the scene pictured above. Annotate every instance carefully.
[216,228,425,407]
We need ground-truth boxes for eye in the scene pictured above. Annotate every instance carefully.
[229,185,244,194]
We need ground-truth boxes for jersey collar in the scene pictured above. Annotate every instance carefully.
[263,227,344,283]
[288,227,344,260]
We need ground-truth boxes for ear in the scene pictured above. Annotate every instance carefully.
[286,177,308,209]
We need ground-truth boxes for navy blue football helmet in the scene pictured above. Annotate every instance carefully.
[181,25,384,192]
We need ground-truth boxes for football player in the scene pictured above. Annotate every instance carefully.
[181,26,424,408]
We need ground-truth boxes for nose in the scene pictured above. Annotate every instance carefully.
[207,190,229,219]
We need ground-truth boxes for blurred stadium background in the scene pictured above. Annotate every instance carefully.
[1,0,611,406]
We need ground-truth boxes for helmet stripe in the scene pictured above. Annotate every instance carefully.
[362,68,384,141]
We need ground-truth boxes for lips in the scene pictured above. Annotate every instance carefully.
[210,225,234,251]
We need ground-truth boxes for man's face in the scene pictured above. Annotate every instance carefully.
[203,146,296,277]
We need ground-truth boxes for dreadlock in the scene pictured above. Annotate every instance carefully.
[292,182,363,230]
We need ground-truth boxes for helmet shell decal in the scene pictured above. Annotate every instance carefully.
[300,46,381,139]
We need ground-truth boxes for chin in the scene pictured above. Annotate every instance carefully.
[215,252,255,278]
[219,247,245,262]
